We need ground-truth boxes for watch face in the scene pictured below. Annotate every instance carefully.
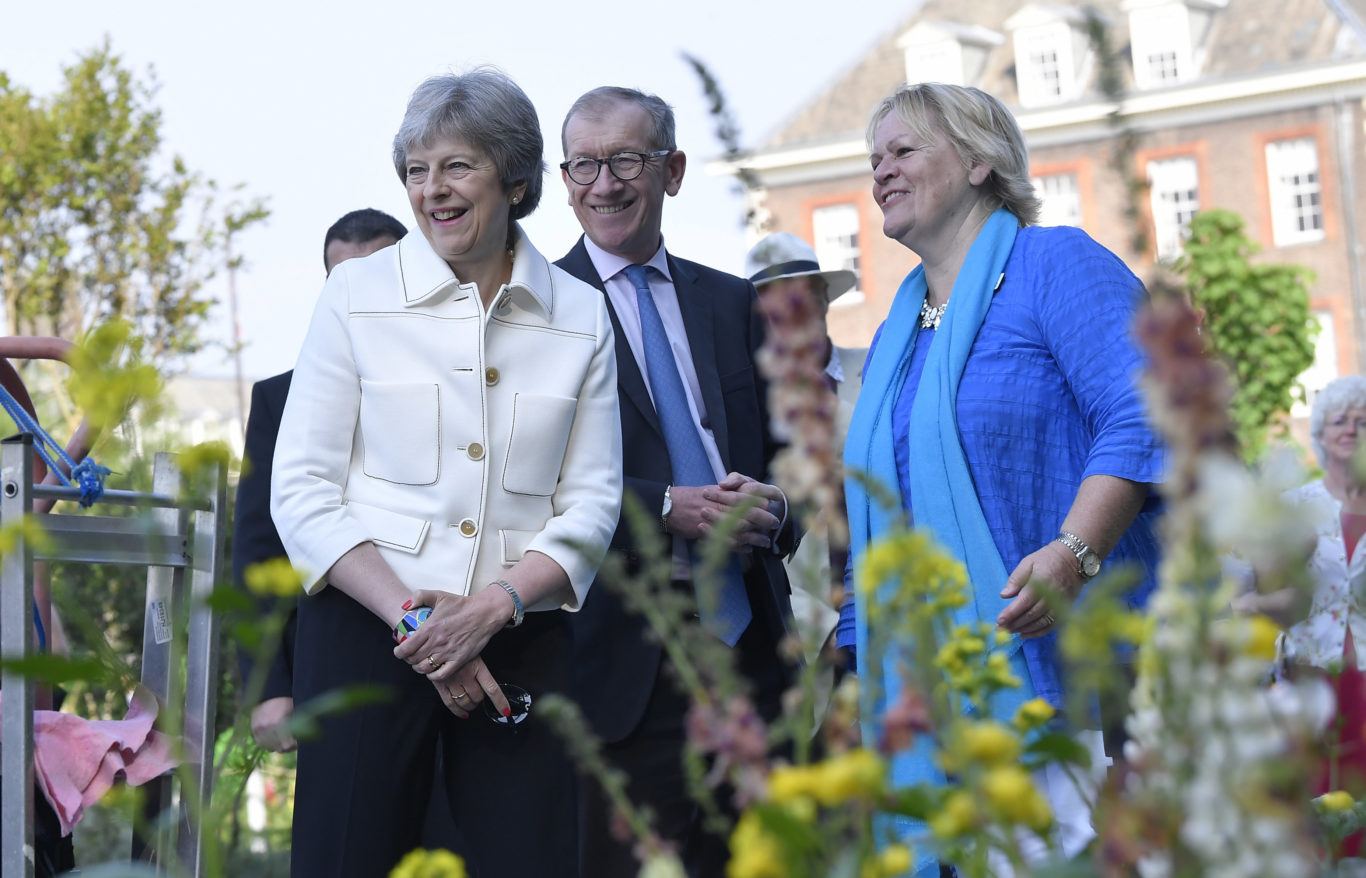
[1082,554,1101,577]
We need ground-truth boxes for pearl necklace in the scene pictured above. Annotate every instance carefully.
[919,299,948,330]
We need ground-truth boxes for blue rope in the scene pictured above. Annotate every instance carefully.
[0,385,109,508]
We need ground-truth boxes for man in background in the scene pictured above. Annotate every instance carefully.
[556,86,798,877]
[743,232,865,701]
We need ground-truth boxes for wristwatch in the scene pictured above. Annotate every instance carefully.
[661,485,673,533]
[1056,531,1101,579]
[495,579,524,628]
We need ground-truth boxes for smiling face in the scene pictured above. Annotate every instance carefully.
[1323,407,1366,468]
[403,135,520,278]
[562,100,685,264]
[869,111,991,258]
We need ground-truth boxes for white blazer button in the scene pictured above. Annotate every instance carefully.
[485,367,499,385]
[467,442,485,461]
[458,519,477,536]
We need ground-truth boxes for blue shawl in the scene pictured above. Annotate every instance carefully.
[844,208,1036,875]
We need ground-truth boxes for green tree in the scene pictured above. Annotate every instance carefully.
[1177,208,1317,459]
[0,39,267,409]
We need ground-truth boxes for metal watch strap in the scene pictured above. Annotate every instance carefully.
[661,484,673,532]
[1056,530,1099,578]
[495,579,524,628]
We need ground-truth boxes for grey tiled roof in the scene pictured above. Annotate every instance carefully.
[760,0,1366,152]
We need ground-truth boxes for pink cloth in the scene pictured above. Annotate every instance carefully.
[1,686,180,835]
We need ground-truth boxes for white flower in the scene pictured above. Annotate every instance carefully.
[636,853,686,878]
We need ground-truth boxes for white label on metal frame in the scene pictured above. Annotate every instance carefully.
[151,599,172,645]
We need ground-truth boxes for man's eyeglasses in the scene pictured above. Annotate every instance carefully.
[481,683,532,733]
[559,149,673,186]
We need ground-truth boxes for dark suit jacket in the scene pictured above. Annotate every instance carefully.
[556,238,796,743]
[231,370,297,703]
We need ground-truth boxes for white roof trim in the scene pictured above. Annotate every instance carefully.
[897,20,1004,48]
[712,59,1366,179]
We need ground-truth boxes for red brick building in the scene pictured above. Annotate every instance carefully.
[723,0,1366,401]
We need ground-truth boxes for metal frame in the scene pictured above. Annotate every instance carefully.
[1,436,225,878]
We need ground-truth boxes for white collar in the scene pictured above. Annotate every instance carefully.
[396,224,554,316]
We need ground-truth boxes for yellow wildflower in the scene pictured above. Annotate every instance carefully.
[857,529,969,617]
[876,844,913,876]
[981,765,1052,831]
[1318,790,1356,813]
[244,557,305,598]
[814,747,886,805]
[727,811,785,878]
[389,848,467,878]
[963,721,1021,764]
[929,790,979,838]
[767,763,817,803]
[1012,698,1056,733]
[1244,614,1282,662]
[941,721,1021,773]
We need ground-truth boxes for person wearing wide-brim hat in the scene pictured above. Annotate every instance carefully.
[744,232,865,440]
[743,232,866,693]
[744,231,859,305]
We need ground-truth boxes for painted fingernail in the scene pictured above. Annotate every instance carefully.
[402,600,413,610]
[502,708,512,718]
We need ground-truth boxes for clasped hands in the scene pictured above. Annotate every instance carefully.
[668,471,784,551]
[391,586,515,719]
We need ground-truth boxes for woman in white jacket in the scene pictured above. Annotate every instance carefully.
[271,68,621,878]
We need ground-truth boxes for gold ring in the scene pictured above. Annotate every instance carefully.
[1042,614,1056,627]
[452,689,468,700]
[426,655,441,670]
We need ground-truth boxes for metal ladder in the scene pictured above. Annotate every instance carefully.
[1,433,226,878]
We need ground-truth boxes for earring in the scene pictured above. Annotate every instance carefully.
[511,195,520,205]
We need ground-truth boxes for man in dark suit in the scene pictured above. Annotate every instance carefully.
[232,207,406,751]
[556,86,798,877]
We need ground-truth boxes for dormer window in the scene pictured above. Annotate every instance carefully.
[1006,5,1094,107]
[898,22,1003,87]
[1125,0,1225,90]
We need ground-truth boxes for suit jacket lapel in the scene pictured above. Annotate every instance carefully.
[668,254,731,470]
[560,239,662,438]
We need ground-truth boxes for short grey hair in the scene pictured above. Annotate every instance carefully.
[866,82,1041,226]
[1310,375,1366,466]
[392,67,544,221]
[561,86,676,156]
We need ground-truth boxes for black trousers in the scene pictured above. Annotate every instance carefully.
[291,586,577,878]
[577,616,790,878]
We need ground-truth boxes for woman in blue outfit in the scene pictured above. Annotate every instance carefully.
[841,83,1164,875]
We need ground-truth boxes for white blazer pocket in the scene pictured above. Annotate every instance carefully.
[360,380,440,485]
[345,499,431,554]
[502,393,576,496]
[500,529,537,565]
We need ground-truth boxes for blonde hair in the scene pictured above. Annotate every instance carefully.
[867,82,1041,226]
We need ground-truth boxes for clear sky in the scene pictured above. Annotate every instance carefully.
[0,0,907,381]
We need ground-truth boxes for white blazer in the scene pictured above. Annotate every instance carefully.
[271,226,622,612]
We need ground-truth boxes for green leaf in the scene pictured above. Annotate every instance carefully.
[1022,730,1092,769]
[0,653,113,685]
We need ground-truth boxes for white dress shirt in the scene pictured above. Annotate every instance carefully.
[582,236,728,482]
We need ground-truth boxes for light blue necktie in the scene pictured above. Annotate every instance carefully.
[625,264,752,646]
